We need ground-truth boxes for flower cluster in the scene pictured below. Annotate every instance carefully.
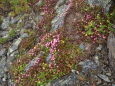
[45,34,60,68]
[84,13,93,21]
[27,43,41,56]
[40,33,52,43]
[28,48,36,56]
[75,2,112,43]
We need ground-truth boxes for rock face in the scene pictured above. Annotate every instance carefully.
[0,11,37,85]
[7,33,28,57]
[86,0,113,13]
[47,60,99,86]
[0,0,115,86]
[51,0,72,31]
[78,60,97,73]
[47,72,78,86]
[0,48,13,86]
[25,52,43,72]
[98,74,111,82]
[107,33,115,76]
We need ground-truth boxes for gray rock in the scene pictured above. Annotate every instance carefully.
[0,48,6,57]
[9,33,28,52]
[35,0,44,7]
[24,23,33,29]
[51,0,71,31]
[8,51,18,62]
[20,33,29,38]
[86,0,112,13]
[94,55,99,66]
[106,73,111,76]
[0,31,8,37]
[107,33,115,75]
[79,43,85,50]
[8,38,22,54]
[96,45,102,51]
[25,52,43,72]
[96,77,102,85]
[55,0,67,9]
[1,17,10,30]
[47,72,78,86]
[0,55,14,86]
[98,74,111,82]
[23,14,38,29]
[10,15,20,24]
[51,5,68,31]
[79,60,97,73]
[86,0,100,6]
[0,44,2,48]
[25,57,41,72]
[0,57,6,78]
[7,33,29,58]
[35,15,43,22]
[46,53,52,63]
[79,43,92,51]
[112,84,115,86]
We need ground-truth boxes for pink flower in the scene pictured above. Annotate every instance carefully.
[45,42,51,47]
[102,35,106,39]
[22,73,30,78]
[49,63,54,68]
[50,55,55,61]
[32,58,42,66]
[50,48,54,53]
[84,14,92,20]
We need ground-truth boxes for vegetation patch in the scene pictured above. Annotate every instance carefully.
[7,0,115,86]
[0,29,17,44]
[0,37,8,44]
[74,1,115,43]
[10,29,85,86]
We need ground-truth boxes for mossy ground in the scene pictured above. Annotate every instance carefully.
[7,0,115,86]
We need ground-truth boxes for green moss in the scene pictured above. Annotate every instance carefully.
[8,29,17,38]
[9,0,30,15]
[0,29,17,44]
[0,38,8,44]
[24,29,36,36]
